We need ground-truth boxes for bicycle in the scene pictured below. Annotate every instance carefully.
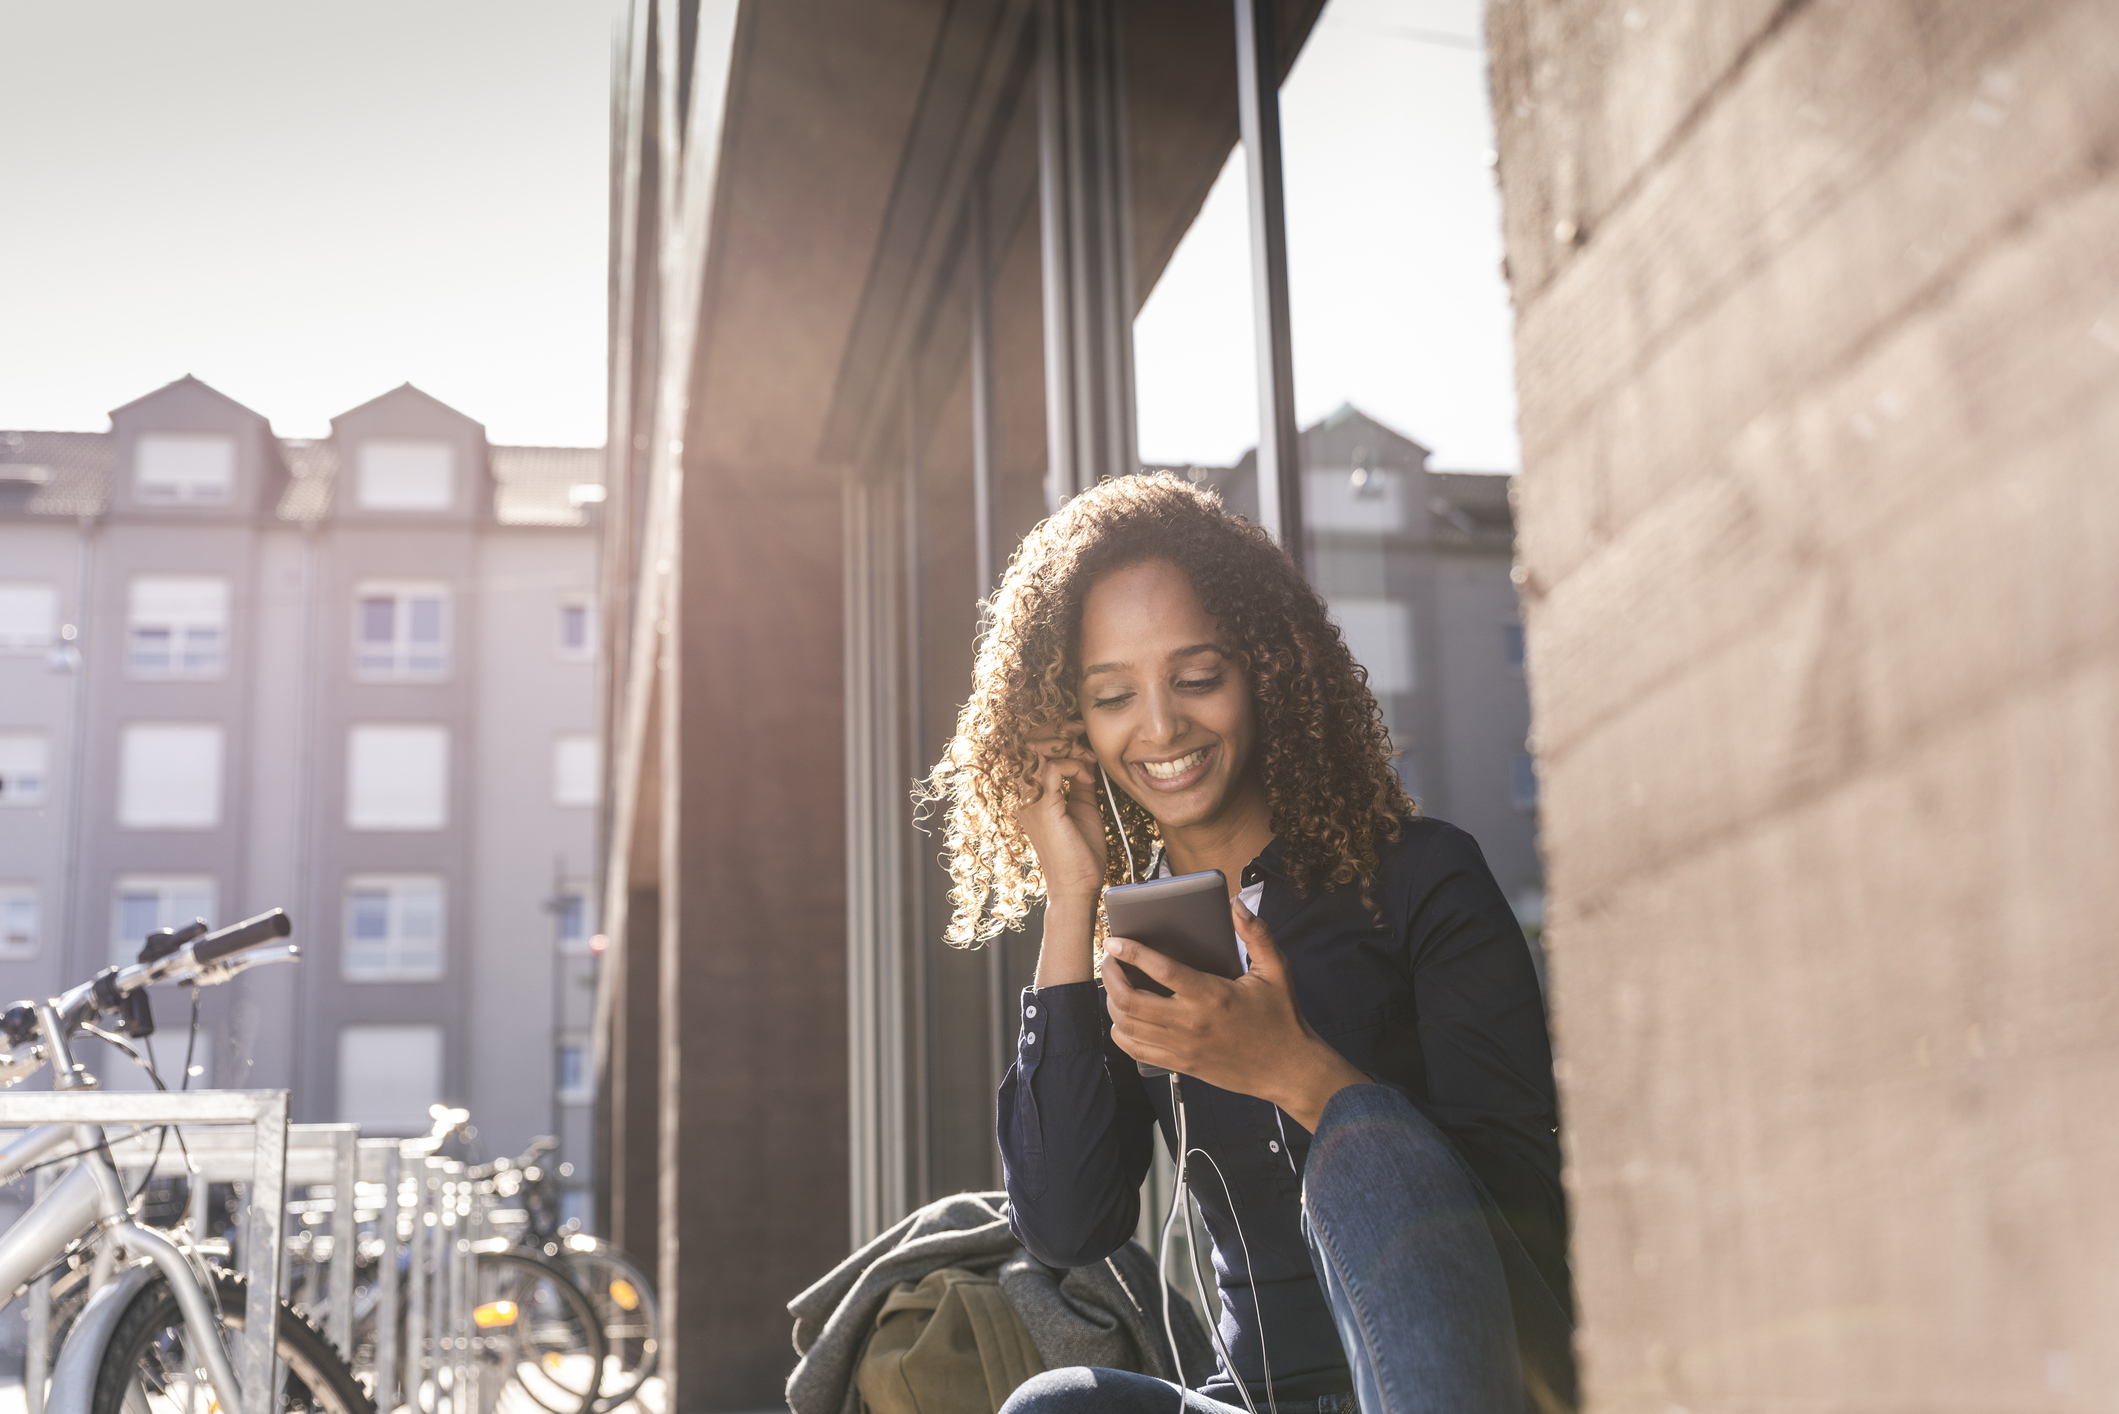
[0,909,373,1414]
[475,1138,659,1414]
[343,1115,608,1414]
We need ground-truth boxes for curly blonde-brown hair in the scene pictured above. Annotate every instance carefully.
[921,471,1413,947]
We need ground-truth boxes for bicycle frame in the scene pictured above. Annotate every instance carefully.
[0,1058,247,1414]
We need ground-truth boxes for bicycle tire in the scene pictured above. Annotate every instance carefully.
[93,1269,374,1414]
[553,1242,659,1414]
[469,1249,607,1414]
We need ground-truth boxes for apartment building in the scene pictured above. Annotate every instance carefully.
[0,375,602,1217]
[1192,403,1542,923]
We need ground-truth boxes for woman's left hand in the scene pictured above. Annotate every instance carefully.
[1104,896,1369,1133]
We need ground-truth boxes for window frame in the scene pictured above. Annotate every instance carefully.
[345,723,449,831]
[352,582,453,681]
[337,1024,444,1135]
[555,884,596,955]
[127,575,231,680]
[133,433,237,505]
[354,439,456,513]
[552,735,599,808]
[342,874,446,982]
[0,883,38,959]
[556,595,597,662]
[0,582,59,653]
[111,874,216,965]
[117,723,224,830]
[0,733,49,808]
[556,1033,592,1105]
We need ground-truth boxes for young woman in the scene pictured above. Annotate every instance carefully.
[925,474,1575,1414]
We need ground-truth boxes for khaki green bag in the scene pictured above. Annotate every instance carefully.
[854,1266,1046,1414]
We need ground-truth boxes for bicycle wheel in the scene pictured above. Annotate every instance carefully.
[470,1250,606,1414]
[93,1270,374,1414]
[554,1242,658,1414]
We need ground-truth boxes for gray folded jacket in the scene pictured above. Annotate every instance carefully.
[787,1191,1216,1414]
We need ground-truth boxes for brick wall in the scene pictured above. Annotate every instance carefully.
[1489,1,2119,1407]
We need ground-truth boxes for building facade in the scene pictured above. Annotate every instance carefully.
[1192,403,1541,922]
[0,376,602,1216]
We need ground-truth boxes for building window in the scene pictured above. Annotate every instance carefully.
[557,597,596,660]
[354,584,450,678]
[1513,753,1539,813]
[356,440,455,512]
[344,875,445,981]
[346,725,448,830]
[128,576,230,678]
[0,583,57,652]
[113,875,215,963]
[556,886,595,953]
[552,736,598,808]
[135,433,236,504]
[0,734,48,807]
[0,885,38,959]
[1329,598,1417,695]
[118,724,223,828]
[556,1037,591,1105]
[338,1025,443,1134]
[1504,620,1526,671]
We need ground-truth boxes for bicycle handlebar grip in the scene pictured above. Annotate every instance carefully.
[192,908,293,965]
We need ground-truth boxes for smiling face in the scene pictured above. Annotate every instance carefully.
[1076,558,1267,839]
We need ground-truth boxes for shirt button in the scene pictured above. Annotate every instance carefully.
[1025,1005,1037,1018]
[1268,1140,1281,1153]
[1024,1032,1037,1046]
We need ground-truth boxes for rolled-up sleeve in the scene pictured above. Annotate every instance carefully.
[996,981,1155,1268]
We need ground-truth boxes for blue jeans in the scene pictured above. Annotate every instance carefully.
[997,1086,1574,1414]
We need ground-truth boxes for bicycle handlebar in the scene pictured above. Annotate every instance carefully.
[189,909,292,966]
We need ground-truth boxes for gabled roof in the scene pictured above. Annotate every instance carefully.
[107,373,272,426]
[328,381,488,435]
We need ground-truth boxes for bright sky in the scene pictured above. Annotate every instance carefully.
[0,0,614,446]
[0,0,1516,466]
[1136,0,1517,471]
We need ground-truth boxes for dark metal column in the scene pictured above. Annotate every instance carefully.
[1235,0,1305,570]
[969,176,1010,1175]
[1037,0,1138,511]
[903,377,932,1207]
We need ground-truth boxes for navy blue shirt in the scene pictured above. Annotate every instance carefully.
[997,817,1568,1400]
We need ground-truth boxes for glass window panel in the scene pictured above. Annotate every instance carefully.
[1504,621,1526,669]
[338,1025,443,1133]
[1,894,35,955]
[356,441,454,511]
[119,893,160,943]
[0,584,58,651]
[0,734,48,806]
[346,726,447,829]
[118,725,223,828]
[558,894,586,942]
[135,434,235,503]
[408,597,444,644]
[349,891,390,939]
[129,627,173,673]
[359,597,396,644]
[180,627,223,674]
[552,736,598,807]
[560,604,589,652]
[558,1045,583,1094]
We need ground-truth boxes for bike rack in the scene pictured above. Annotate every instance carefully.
[0,1090,289,1414]
[106,1121,362,1356]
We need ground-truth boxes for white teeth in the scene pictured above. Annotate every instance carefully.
[1140,748,1208,781]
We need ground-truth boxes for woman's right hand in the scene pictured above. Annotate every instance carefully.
[1016,729,1108,986]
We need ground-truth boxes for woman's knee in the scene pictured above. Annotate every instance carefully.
[997,1367,1187,1414]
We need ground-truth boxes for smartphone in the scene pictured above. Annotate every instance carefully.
[1102,870,1243,998]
